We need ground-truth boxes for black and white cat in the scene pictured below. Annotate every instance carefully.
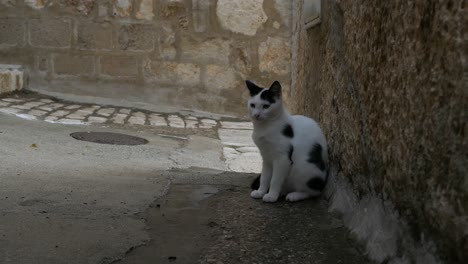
[246,80,328,203]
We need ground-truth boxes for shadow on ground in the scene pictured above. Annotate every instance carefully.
[115,170,368,264]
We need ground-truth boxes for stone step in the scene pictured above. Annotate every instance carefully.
[0,64,24,95]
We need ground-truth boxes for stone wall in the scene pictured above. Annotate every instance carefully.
[291,0,466,263]
[0,0,292,117]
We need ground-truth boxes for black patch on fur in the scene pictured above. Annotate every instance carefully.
[307,177,326,191]
[251,174,261,190]
[259,89,276,104]
[282,124,294,138]
[245,80,263,96]
[269,81,282,96]
[307,143,326,171]
[288,145,294,164]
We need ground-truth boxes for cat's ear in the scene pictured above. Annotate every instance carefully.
[245,80,263,96]
[269,81,282,98]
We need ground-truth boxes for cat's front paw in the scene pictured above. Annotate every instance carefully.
[251,190,266,199]
[262,193,279,203]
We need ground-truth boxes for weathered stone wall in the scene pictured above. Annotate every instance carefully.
[0,0,292,117]
[292,0,466,263]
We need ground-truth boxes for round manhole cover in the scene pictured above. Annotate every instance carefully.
[70,132,148,145]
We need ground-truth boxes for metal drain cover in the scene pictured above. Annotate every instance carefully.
[70,132,148,145]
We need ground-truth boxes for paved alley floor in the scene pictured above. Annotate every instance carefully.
[0,92,368,264]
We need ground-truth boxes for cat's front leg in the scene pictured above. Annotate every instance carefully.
[251,161,272,199]
[263,157,290,203]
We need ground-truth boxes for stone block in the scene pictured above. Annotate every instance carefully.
[50,110,70,117]
[61,0,95,15]
[273,0,292,28]
[204,65,239,92]
[98,3,108,16]
[112,0,132,17]
[145,61,200,87]
[97,108,115,117]
[77,22,113,50]
[192,10,208,32]
[0,0,15,7]
[88,116,107,124]
[220,121,253,130]
[192,0,210,32]
[0,18,25,47]
[118,24,156,51]
[161,0,186,18]
[25,0,47,9]
[111,113,127,124]
[185,119,198,128]
[218,129,255,147]
[159,24,176,60]
[0,65,24,94]
[199,119,217,129]
[258,37,291,75]
[168,115,185,128]
[216,0,267,36]
[100,56,139,78]
[128,112,146,125]
[180,37,230,64]
[29,18,71,48]
[149,114,167,126]
[54,54,94,76]
[136,0,154,20]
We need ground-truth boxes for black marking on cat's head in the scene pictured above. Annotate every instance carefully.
[259,89,276,104]
[269,81,282,96]
[307,177,326,191]
[251,174,261,190]
[245,80,263,97]
[307,143,326,171]
[288,145,294,164]
[282,124,294,138]
[258,81,282,104]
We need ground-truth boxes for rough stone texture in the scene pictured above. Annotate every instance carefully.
[0,65,23,94]
[180,37,230,65]
[0,18,25,47]
[76,21,113,50]
[118,24,156,51]
[112,0,132,17]
[273,0,292,28]
[0,0,15,7]
[0,0,292,117]
[29,18,71,48]
[192,0,210,32]
[136,0,154,20]
[25,0,47,9]
[54,54,94,76]
[259,37,291,75]
[216,0,267,36]
[100,56,139,78]
[61,0,95,15]
[204,65,239,92]
[159,23,176,60]
[291,0,467,263]
[145,61,200,87]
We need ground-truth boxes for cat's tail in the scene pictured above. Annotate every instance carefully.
[251,174,261,190]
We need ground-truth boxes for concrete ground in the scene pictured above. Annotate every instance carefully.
[0,94,368,264]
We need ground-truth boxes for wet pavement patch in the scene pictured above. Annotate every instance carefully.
[70,132,148,145]
[114,184,369,264]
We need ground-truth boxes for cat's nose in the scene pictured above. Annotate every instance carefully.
[254,114,260,119]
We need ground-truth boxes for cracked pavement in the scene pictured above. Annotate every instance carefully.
[0,93,368,264]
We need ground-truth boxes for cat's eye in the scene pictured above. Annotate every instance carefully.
[263,104,270,109]
[250,103,255,108]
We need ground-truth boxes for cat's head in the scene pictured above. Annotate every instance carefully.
[245,80,283,122]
